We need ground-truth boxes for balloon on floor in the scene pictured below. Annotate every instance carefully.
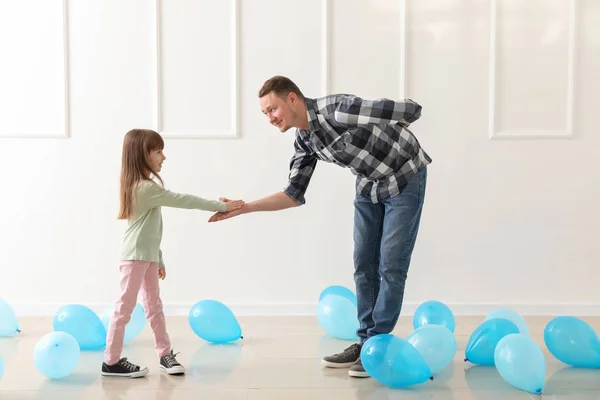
[407,324,456,374]
[100,303,146,343]
[0,298,20,337]
[361,334,432,387]
[33,331,80,380]
[188,300,242,344]
[318,285,357,306]
[413,300,455,333]
[464,318,520,365]
[494,333,545,394]
[485,308,530,336]
[317,293,359,340]
[53,304,106,350]
[544,316,600,368]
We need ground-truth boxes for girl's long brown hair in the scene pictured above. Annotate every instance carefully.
[118,129,165,220]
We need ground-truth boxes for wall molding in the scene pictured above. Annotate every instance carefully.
[0,0,70,139]
[399,0,407,98]
[320,0,407,99]
[11,302,600,317]
[488,0,576,140]
[320,0,329,96]
[153,0,239,139]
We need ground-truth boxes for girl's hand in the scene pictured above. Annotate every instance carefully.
[158,268,166,280]
[224,199,245,212]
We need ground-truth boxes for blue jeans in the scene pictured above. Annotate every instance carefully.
[353,166,427,342]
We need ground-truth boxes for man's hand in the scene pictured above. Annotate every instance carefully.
[209,197,246,223]
[158,268,166,280]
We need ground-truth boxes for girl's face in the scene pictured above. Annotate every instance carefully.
[148,148,166,173]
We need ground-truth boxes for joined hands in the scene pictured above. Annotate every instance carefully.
[225,198,245,211]
[210,197,246,222]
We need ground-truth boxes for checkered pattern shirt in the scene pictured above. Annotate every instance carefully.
[283,94,432,204]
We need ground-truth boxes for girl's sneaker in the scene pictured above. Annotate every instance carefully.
[160,350,185,375]
[101,357,149,378]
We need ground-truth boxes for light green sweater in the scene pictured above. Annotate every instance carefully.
[120,180,227,268]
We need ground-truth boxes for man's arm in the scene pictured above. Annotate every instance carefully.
[208,136,317,222]
[244,192,298,212]
[208,192,296,222]
[331,95,422,128]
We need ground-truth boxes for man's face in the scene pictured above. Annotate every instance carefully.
[260,92,297,132]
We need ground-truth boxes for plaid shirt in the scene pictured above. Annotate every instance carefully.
[283,94,432,204]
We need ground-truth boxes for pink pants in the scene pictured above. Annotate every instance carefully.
[104,260,171,365]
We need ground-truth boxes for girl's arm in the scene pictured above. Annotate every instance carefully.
[142,181,242,212]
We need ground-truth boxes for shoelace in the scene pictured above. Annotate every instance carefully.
[348,344,361,357]
[334,343,360,357]
[119,358,137,372]
[164,352,181,367]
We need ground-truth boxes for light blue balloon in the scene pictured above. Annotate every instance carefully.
[53,304,106,350]
[0,354,4,381]
[413,300,455,333]
[100,303,146,343]
[465,318,520,365]
[318,285,357,306]
[33,331,80,379]
[544,316,600,368]
[407,325,456,374]
[317,294,359,340]
[361,334,432,387]
[485,309,529,336]
[188,300,242,344]
[0,298,20,336]
[494,333,545,394]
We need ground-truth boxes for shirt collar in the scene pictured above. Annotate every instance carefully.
[301,98,321,134]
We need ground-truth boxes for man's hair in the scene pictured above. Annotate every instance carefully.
[258,75,305,100]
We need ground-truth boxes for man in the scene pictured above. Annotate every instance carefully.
[209,76,431,378]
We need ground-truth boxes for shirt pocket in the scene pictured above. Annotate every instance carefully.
[329,131,351,153]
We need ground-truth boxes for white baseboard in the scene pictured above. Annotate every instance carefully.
[10,302,600,317]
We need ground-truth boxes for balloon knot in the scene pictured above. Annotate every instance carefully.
[464,358,468,362]
[429,376,434,381]
[16,329,21,333]
[240,335,244,339]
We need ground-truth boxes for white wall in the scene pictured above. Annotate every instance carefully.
[1,0,599,316]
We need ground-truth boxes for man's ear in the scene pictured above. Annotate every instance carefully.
[288,92,298,104]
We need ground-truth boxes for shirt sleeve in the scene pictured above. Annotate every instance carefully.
[283,136,317,206]
[331,95,422,128]
[141,182,227,212]
[158,248,165,269]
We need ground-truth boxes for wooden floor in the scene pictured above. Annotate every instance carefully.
[1,315,599,399]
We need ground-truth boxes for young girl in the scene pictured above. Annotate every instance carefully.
[102,129,243,378]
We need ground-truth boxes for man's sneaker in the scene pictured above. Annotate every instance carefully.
[101,357,148,378]
[348,358,370,378]
[160,350,185,375]
[321,343,362,368]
